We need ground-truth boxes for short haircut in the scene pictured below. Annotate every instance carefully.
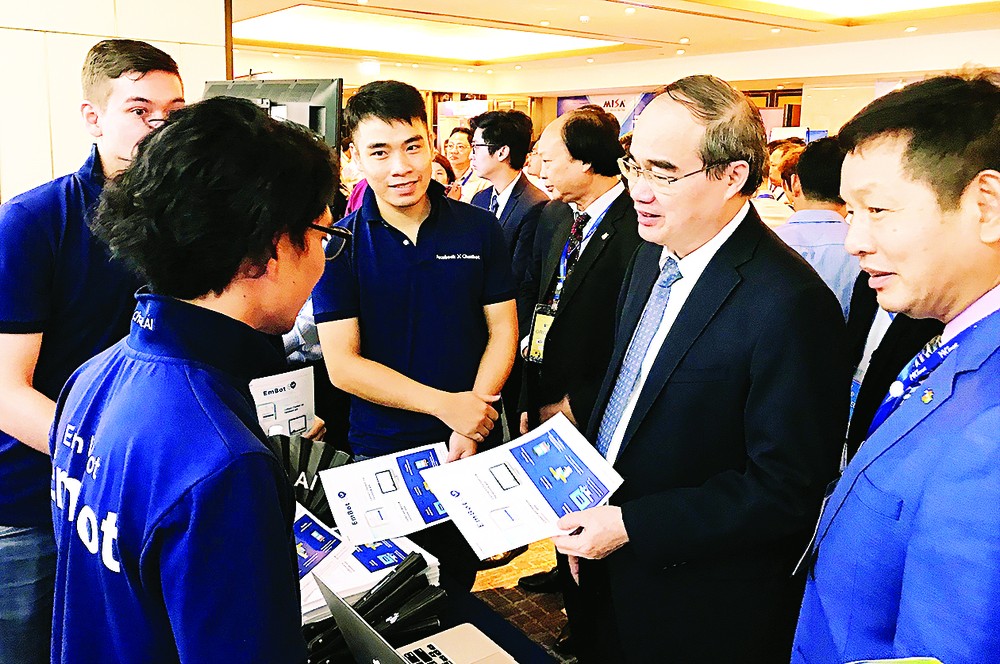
[839,70,1000,210]
[82,39,180,107]
[448,127,473,143]
[433,154,456,183]
[790,137,846,204]
[659,75,768,196]
[93,97,337,299]
[470,110,534,170]
[343,80,427,141]
[577,104,622,134]
[778,145,805,188]
[560,108,624,177]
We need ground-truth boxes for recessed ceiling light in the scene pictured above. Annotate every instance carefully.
[293,55,301,59]
[776,84,785,90]
[486,69,494,74]
[586,57,594,63]
[624,7,636,15]
[233,49,240,54]
[357,0,368,4]
[272,53,280,58]
[675,49,685,55]
[452,67,458,71]
[771,27,781,33]
[579,15,590,23]
[411,63,419,68]
[905,26,918,32]
[679,37,690,44]
[395,62,402,67]
[514,65,522,70]
[467,68,474,73]
[540,20,550,27]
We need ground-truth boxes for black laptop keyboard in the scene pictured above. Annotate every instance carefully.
[402,643,452,664]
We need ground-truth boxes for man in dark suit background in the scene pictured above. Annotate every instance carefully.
[470,111,548,439]
[552,75,849,663]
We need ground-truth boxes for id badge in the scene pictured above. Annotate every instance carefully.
[527,304,556,364]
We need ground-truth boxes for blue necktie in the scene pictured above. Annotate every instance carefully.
[596,257,682,457]
[489,190,499,216]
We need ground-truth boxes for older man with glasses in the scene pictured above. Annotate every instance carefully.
[550,75,850,663]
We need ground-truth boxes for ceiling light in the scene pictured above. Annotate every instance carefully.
[679,37,690,44]
[579,15,590,23]
[467,68,474,73]
[675,49,685,55]
[586,57,594,63]
[357,0,368,4]
[771,27,781,33]
[776,84,785,90]
[624,7,636,15]
[233,49,240,54]
[411,63,419,68]
[272,53,281,58]
[540,20,550,27]
[293,55,301,59]
[486,69,494,74]
[905,26,918,32]
[514,65,522,70]
[452,67,459,71]
[395,62,402,67]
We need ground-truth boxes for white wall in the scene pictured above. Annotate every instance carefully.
[0,0,227,202]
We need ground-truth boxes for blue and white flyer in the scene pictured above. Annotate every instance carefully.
[318,442,451,545]
[421,414,624,560]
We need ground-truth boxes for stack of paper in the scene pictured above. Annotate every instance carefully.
[294,504,440,624]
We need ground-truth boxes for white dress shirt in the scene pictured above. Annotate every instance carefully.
[570,181,625,255]
[491,174,520,218]
[603,202,750,464]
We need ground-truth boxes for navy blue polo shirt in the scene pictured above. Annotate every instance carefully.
[312,181,515,456]
[0,146,141,527]
[50,293,306,663]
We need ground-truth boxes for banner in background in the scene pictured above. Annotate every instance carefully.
[557,93,656,136]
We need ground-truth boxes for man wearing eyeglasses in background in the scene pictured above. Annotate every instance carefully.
[551,75,849,663]
[0,39,183,662]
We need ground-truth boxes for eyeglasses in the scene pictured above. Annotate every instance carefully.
[617,156,730,193]
[470,142,496,151]
[308,223,353,261]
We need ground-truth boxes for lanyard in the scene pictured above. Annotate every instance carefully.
[459,168,475,187]
[552,208,607,308]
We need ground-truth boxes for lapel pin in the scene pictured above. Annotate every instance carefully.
[921,389,934,404]
[601,232,610,240]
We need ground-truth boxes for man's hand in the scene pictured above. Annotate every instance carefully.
[303,416,326,441]
[519,411,530,435]
[447,431,478,462]
[434,391,499,442]
[551,506,629,560]
[539,394,576,426]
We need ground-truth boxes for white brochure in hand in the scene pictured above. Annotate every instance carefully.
[249,366,315,436]
[421,413,624,560]
[319,443,451,545]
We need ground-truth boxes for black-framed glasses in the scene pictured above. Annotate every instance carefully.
[617,156,731,194]
[470,142,496,151]
[309,224,353,261]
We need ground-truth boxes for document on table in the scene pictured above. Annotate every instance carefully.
[249,366,315,436]
[318,443,451,545]
[421,413,624,560]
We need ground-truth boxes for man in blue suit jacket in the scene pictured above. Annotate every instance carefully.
[793,72,1000,663]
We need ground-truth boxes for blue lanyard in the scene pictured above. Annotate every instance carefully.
[552,208,607,307]
[459,168,475,187]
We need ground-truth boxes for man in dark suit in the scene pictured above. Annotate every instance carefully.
[844,271,943,462]
[518,107,642,434]
[552,75,849,663]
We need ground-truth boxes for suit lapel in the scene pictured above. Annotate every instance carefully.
[499,175,526,228]
[539,205,573,301]
[615,214,762,459]
[557,190,628,309]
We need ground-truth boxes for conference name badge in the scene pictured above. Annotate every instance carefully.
[527,304,555,364]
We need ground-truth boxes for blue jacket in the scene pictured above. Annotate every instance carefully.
[793,309,1000,663]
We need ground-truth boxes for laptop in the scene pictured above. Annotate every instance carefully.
[315,577,516,664]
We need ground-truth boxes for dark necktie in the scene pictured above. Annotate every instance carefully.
[489,190,499,216]
[565,211,590,278]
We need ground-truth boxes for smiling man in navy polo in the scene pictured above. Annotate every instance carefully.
[0,40,183,662]
[314,80,518,590]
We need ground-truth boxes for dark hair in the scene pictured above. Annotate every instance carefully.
[778,145,805,189]
[448,127,473,143]
[343,80,428,141]
[839,71,1000,210]
[560,108,624,177]
[82,39,180,106]
[577,104,622,134]
[659,75,768,196]
[790,137,846,204]
[432,154,456,183]
[93,97,337,299]
[470,110,534,170]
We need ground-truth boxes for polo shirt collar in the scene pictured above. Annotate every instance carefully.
[78,144,106,198]
[358,178,447,227]
[786,209,846,224]
[127,291,287,385]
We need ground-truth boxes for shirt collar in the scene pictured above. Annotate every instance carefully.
[359,179,444,227]
[943,282,1000,342]
[573,180,625,222]
[785,209,846,224]
[127,292,287,386]
[660,201,750,275]
[78,144,105,197]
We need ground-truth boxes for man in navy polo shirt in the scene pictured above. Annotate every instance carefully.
[314,80,518,590]
[50,97,340,662]
[0,40,183,662]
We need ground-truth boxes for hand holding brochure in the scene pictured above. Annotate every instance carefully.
[421,414,623,559]
[249,366,315,436]
[318,443,450,544]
